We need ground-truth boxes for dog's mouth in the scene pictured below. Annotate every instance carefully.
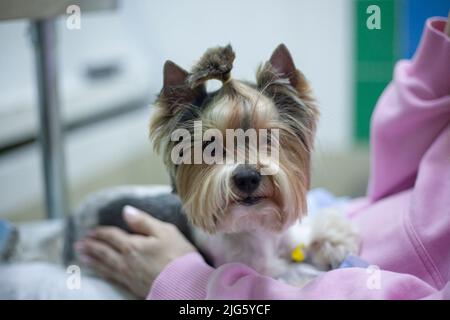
[238,196,267,206]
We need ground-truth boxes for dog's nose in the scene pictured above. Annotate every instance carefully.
[233,166,261,194]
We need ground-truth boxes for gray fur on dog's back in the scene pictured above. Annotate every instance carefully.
[96,193,189,236]
[63,186,192,265]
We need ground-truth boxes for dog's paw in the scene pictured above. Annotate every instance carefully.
[306,208,360,270]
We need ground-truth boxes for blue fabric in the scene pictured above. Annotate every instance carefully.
[306,188,350,215]
[339,254,370,269]
[0,219,15,256]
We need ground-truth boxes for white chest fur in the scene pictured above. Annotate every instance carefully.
[192,208,360,286]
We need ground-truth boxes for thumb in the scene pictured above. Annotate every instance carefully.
[122,205,163,236]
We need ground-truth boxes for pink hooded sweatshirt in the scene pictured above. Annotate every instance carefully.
[148,17,450,300]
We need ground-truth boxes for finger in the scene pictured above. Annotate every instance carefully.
[81,254,129,289]
[81,255,141,298]
[128,233,159,253]
[76,238,122,270]
[89,226,133,254]
[80,254,116,281]
[445,11,450,38]
[122,205,166,237]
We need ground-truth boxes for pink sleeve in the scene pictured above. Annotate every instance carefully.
[148,252,447,300]
[148,252,213,300]
[368,17,450,201]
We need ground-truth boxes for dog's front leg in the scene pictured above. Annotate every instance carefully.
[301,208,360,270]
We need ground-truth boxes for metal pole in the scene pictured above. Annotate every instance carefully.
[31,19,68,219]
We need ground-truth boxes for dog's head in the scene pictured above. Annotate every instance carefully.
[150,44,318,234]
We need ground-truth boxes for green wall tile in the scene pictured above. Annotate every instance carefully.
[354,0,401,143]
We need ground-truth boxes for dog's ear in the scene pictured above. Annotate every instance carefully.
[257,44,311,97]
[256,44,318,155]
[163,60,188,88]
[269,44,298,87]
[159,60,205,113]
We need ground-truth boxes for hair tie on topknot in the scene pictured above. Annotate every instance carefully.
[186,44,235,89]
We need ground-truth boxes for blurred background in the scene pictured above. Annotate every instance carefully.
[0,0,448,222]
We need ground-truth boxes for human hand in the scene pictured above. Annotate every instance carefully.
[75,206,196,298]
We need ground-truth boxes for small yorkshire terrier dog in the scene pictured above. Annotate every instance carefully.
[65,44,359,286]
